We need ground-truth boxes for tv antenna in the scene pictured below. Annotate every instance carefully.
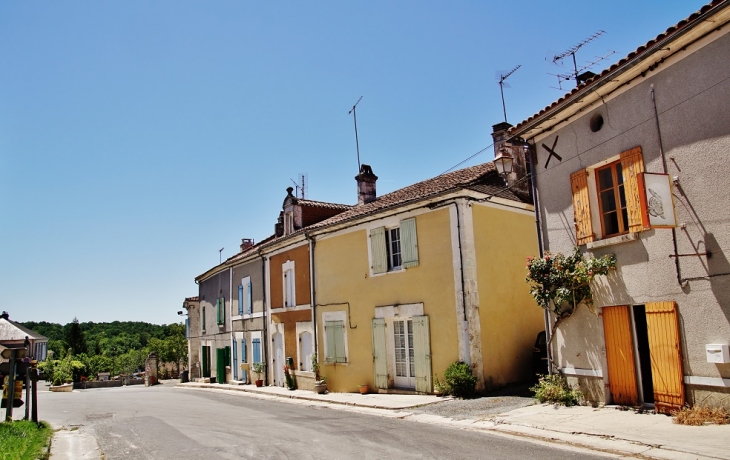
[496,65,521,123]
[290,173,308,199]
[549,30,614,90]
[348,96,363,172]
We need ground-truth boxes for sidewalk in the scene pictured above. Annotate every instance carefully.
[179,381,730,460]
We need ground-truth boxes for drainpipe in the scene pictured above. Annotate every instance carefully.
[305,232,318,358]
[651,85,683,287]
[259,250,269,385]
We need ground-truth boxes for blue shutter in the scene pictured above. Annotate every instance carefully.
[185,318,190,339]
[215,298,220,325]
[233,339,238,380]
[247,282,253,314]
[253,338,261,363]
[241,338,247,363]
[238,285,244,315]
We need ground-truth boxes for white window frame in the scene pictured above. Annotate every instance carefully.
[237,276,251,317]
[370,217,418,276]
[386,226,402,270]
[284,211,294,235]
[282,260,296,307]
[322,311,348,364]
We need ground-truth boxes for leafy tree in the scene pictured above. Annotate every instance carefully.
[64,317,88,356]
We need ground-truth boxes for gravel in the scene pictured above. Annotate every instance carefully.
[410,383,536,421]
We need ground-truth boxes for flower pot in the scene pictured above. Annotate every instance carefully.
[255,379,263,387]
[359,384,368,395]
[314,383,327,394]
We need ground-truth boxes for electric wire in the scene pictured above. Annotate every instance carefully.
[440,142,495,176]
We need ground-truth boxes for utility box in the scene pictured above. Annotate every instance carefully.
[705,344,730,363]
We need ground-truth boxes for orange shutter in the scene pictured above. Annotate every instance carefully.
[645,301,685,414]
[602,306,639,406]
[570,169,594,245]
[620,147,646,233]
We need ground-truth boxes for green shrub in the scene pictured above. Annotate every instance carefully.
[443,361,477,398]
[530,374,582,406]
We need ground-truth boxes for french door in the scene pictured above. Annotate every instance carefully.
[393,319,415,388]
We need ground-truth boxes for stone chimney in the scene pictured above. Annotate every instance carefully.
[240,238,254,251]
[491,122,513,158]
[355,164,378,205]
[0,311,8,320]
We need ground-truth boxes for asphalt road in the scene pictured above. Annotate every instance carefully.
[36,383,611,460]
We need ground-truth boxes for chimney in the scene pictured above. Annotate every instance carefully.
[491,121,532,201]
[491,122,513,158]
[240,238,254,251]
[0,311,8,320]
[355,164,378,205]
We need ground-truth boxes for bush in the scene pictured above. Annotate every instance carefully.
[443,361,477,398]
[530,374,581,406]
[673,405,730,425]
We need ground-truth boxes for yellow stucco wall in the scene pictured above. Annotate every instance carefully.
[314,208,459,393]
[472,203,543,387]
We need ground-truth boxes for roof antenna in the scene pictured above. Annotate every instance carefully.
[290,173,308,199]
[349,96,363,172]
[496,65,521,123]
[549,30,614,90]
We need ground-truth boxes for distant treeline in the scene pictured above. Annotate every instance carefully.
[20,319,186,383]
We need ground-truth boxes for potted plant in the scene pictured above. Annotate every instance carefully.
[252,362,265,387]
[283,365,296,390]
[359,383,369,395]
[311,355,327,394]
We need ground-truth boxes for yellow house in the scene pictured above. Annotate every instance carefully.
[307,163,543,393]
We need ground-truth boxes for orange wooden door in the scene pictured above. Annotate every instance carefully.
[645,301,685,414]
[602,306,639,405]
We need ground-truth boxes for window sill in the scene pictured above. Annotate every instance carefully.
[586,232,639,249]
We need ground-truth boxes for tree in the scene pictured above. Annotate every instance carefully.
[64,317,88,356]
[526,247,616,356]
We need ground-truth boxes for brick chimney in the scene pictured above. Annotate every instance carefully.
[491,121,531,201]
[240,238,254,251]
[355,164,377,205]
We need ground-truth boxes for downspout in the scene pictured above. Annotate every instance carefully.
[651,85,683,286]
[526,143,553,375]
[305,232,318,357]
[259,250,269,385]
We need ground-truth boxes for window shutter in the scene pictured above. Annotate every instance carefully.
[247,282,253,314]
[185,318,190,339]
[570,169,595,245]
[325,321,339,363]
[238,285,244,315]
[372,318,388,389]
[620,146,646,233]
[241,338,247,363]
[400,218,419,268]
[333,322,346,363]
[221,297,225,324]
[370,227,387,274]
[215,299,220,325]
[412,316,432,393]
[252,338,261,363]
[232,339,238,380]
[202,307,206,331]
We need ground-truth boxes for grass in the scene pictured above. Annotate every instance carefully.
[530,374,582,406]
[0,420,53,460]
[673,405,730,426]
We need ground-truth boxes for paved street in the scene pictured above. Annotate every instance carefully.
[37,383,610,460]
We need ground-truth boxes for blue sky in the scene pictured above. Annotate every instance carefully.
[0,1,704,325]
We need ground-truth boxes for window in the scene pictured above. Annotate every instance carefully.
[370,217,419,275]
[252,338,261,363]
[216,297,225,326]
[185,318,190,339]
[284,211,294,235]
[202,306,206,332]
[238,277,253,315]
[596,161,628,237]
[571,146,646,244]
[283,260,296,307]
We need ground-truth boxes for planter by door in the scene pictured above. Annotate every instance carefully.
[359,384,368,395]
[314,383,327,394]
[255,379,263,387]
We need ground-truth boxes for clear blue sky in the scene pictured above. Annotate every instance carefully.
[0,1,704,325]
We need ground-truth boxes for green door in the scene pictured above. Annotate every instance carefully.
[413,316,432,394]
[216,348,226,384]
[372,318,388,389]
[202,346,211,378]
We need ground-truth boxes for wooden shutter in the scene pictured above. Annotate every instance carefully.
[238,285,244,315]
[620,147,646,233]
[645,301,685,414]
[370,227,387,274]
[332,321,346,362]
[247,282,253,314]
[602,306,639,405]
[202,346,210,378]
[185,318,190,339]
[372,318,388,389]
[412,316,432,393]
[232,339,238,380]
[400,218,419,268]
[215,299,220,325]
[252,338,261,363]
[325,321,339,363]
[221,297,225,324]
[570,169,595,245]
[216,348,226,383]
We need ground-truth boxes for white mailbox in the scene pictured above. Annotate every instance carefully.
[705,344,730,363]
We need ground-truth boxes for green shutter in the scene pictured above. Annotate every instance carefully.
[221,297,225,324]
[215,299,220,325]
[400,218,419,268]
[371,227,387,274]
[325,321,337,363]
[202,307,206,331]
[333,321,346,363]
[372,318,388,389]
[216,348,226,383]
[412,315,432,393]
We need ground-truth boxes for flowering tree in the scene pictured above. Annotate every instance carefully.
[526,247,616,346]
